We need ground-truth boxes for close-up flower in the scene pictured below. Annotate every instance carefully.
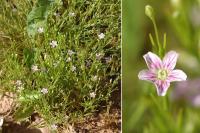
[37,27,44,33]
[69,12,75,17]
[71,66,76,72]
[49,40,58,48]
[41,88,48,94]
[15,80,22,86]
[105,57,112,63]
[31,65,39,72]
[92,75,98,81]
[51,124,58,130]
[138,51,187,96]
[66,57,72,62]
[68,50,75,56]
[98,33,105,39]
[90,92,96,98]
[96,53,104,60]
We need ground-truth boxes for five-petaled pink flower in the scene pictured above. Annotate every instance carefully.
[138,51,187,96]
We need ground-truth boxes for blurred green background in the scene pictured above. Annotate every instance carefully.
[123,0,200,132]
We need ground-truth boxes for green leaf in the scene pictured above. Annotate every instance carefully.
[23,48,35,68]
[27,0,55,37]
[18,91,41,102]
[14,105,34,121]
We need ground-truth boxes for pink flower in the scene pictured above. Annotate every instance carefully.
[138,51,187,96]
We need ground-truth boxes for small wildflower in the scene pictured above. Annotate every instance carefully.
[50,40,58,48]
[96,53,104,60]
[138,51,187,96]
[37,27,44,33]
[71,66,76,72]
[86,60,92,68]
[0,117,3,127]
[15,80,23,90]
[68,50,75,56]
[92,76,98,81]
[41,88,48,94]
[98,33,105,39]
[51,124,58,130]
[105,57,112,63]
[15,80,22,86]
[90,92,96,98]
[69,12,75,17]
[66,57,72,62]
[31,65,39,72]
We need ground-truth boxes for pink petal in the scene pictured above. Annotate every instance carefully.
[143,52,162,69]
[163,51,178,70]
[154,80,170,96]
[168,69,187,82]
[138,69,156,81]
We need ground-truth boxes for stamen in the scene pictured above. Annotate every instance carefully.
[157,69,168,80]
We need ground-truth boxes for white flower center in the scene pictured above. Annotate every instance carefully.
[157,69,168,80]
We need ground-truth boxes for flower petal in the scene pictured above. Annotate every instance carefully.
[168,69,187,82]
[154,80,170,96]
[143,52,162,69]
[163,51,178,70]
[138,69,156,81]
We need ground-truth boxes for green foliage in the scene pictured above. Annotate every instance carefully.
[27,0,56,37]
[0,0,120,127]
[14,105,34,121]
[23,48,35,68]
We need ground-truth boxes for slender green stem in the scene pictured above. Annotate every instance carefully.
[149,33,157,52]
[163,33,167,55]
[162,94,168,111]
[152,19,162,57]
[152,19,160,46]
[163,33,166,49]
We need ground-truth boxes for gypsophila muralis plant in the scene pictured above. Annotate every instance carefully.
[0,0,121,129]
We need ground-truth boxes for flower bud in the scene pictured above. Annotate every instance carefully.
[170,0,181,8]
[145,5,155,21]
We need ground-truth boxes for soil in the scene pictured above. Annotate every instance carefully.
[74,108,121,133]
[1,108,120,133]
